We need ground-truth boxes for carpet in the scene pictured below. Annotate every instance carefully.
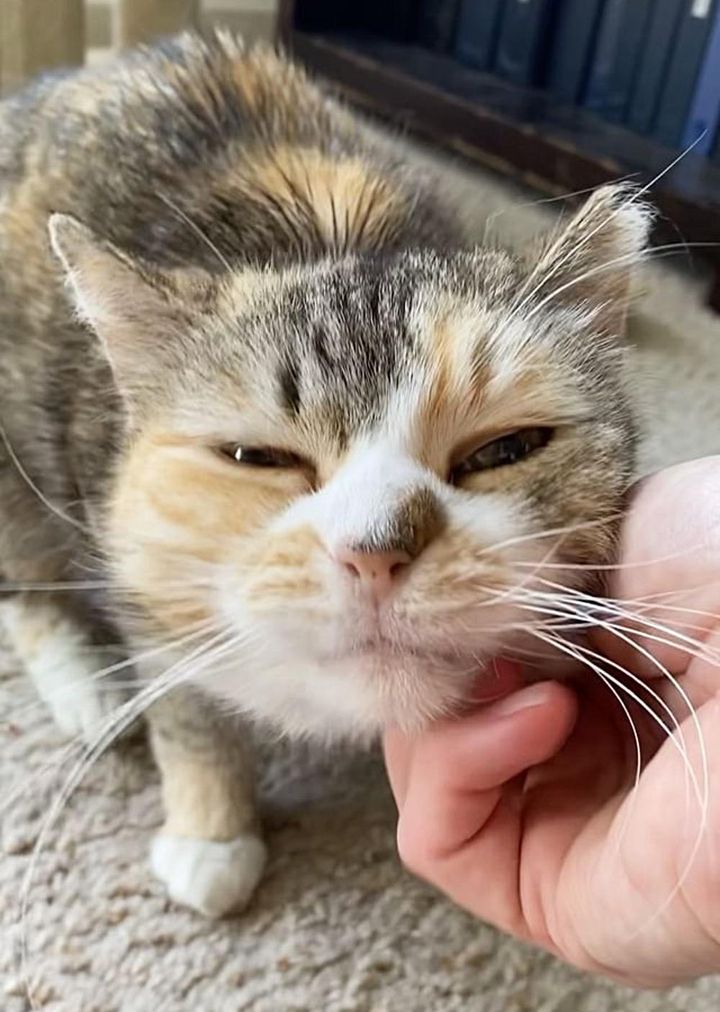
[2,139,720,1012]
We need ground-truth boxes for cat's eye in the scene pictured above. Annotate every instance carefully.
[451,427,554,481]
[219,444,305,469]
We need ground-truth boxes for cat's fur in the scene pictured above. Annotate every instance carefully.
[0,31,650,916]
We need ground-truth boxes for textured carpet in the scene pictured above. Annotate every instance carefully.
[3,140,720,1012]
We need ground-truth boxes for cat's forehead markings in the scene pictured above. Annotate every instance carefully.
[311,325,333,374]
[277,354,301,416]
[232,145,406,252]
[220,269,278,316]
[428,314,457,401]
[422,306,494,404]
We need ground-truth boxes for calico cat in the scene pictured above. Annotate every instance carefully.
[0,31,649,917]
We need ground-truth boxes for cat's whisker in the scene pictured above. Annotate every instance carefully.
[425,584,593,629]
[534,579,720,668]
[530,623,644,805]
[527,623,700,802]
[504,529,577,601]
[475,512,623,558]
[573,617,702,826]
[618,584,720,605]
[3,618,219,726]
[157,192,233,272]
[494,643,562,664]
[471,529,575,608]
[0,621,220,813]
[0,419,91,535]
[530,625,645,852]
[628,600,720,635]
[0,579,112,593]
[18,625,253,1003]
[510,586,711,881]
[511,539,704,571]
[481,175,639,246]
[508,136,705,329]
[536,606,714,937]
[523,241,720,327]
[508,588,708,736]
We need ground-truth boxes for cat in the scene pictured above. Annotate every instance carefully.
[0,30,650,917]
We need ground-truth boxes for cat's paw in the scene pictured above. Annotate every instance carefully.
[44,678,128,745]
[150,832,267,918]
[5,603,130,745]
[27,649,129,745]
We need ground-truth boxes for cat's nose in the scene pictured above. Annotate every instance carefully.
[335,547,412,603]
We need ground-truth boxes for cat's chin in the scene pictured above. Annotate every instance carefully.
[202,646,482,742]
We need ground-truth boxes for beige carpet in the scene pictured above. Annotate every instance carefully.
[3,141,720,1012]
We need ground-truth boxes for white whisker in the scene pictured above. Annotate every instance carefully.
[536,579,720,668]
[158,192,232,272]
[508,137,704,329]
[0,580,111,593]
[523,242,719,325]
[17,625,251,1005]
[512,540,703,572]
[532,626,643,854]
[3,619,218,729]
[516,585,710,935]
[0,420,90,535]
[476,513,622,559]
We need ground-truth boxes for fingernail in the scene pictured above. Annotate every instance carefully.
[487,682,551,718]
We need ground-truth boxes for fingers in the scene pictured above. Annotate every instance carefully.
[614,458,720,603]
[384,681,577,935]
[385,657,523,805]
[572,693,720,987]
[597,458,720,681]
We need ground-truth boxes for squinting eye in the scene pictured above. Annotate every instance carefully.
[219,444,305,469]
[451,427,554,482]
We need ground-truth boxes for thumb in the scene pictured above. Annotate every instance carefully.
[387,681,577,932]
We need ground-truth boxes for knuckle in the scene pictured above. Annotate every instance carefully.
[396,819,438,879]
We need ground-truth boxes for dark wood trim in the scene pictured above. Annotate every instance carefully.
[709,274,720,314]
[284,27,720,307]
[276,0,295,46]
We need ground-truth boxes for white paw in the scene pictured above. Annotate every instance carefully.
[45,679,128,745]
[26,643,128,745]
[4,604,130,745]
[150,832,267,918]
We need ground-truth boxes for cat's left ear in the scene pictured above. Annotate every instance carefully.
[524,184,654,335]
[49,213,214,399]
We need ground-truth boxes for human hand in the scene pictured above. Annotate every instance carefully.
[384,458,720,988]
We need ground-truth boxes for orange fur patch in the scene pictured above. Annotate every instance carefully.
[243,525,324,601]
[110,433,322,628]
[229,145,406,253]
[414,311,490,470]
[156,752,256,839]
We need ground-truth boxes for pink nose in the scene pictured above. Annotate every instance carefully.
[335,547,412,603]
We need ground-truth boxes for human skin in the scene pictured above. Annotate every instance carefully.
[384,458,720,988]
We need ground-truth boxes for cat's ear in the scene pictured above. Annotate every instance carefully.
[49,213,212,398]
[525,184,654,334]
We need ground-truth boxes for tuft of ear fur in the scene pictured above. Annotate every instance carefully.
[49,213,213,398]
[524,184,655,335]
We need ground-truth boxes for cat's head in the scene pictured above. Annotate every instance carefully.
[50,185,649,739]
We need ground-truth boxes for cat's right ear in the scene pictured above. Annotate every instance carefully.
[48,213,210,400]
[522,184,654,336]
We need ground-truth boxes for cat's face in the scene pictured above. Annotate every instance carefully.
[51,186,648,738]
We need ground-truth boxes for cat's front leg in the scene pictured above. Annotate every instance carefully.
[2,593,128,743]
[146,686,266,918]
